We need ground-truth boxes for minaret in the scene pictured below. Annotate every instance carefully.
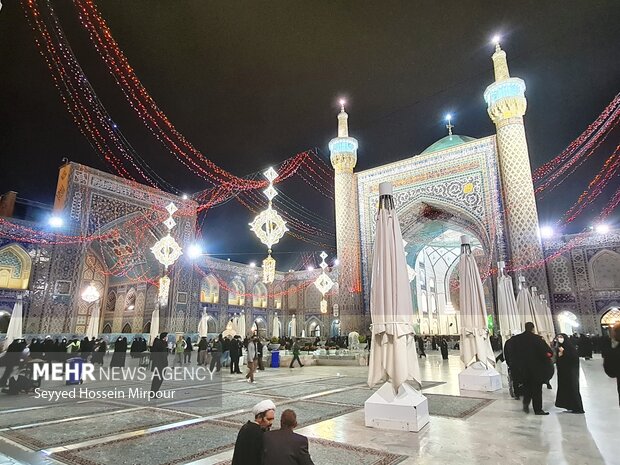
[329,100,363,333]
[484,40,549,295]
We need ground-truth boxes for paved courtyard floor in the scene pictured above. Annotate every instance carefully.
[0,351,618,465]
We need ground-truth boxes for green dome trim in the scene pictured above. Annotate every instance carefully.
[421,134,476,154]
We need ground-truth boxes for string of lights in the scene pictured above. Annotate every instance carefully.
[23,0,185,189]
[562,143,620,224]
[535,104,620,196]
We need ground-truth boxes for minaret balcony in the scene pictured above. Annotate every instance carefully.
[484,77,526,107]
[328,137,359,154]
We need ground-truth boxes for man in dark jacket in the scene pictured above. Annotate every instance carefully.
[149,332,169,396]
[230,335,242,374]
[503,334,521,399]
[511,322,553,415]
[603,322,620,406]
[232,399,276,465]
[263,409,314,465]
[256,339,265,370]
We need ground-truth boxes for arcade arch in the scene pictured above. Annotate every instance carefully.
[228,278,245,306]
[0,244,32,290]
[401,202,487,336]
[253,282,267,308]
[206,315,217,334]
[590,250,620,289]
[601,307,620,329]
[273,285,283,309]
[125,288,136,311]
[557,310,580,335]
[200,274,219,303]
[306,317,322,337]
[251,317,267,339]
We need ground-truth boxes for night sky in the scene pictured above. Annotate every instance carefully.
[0,1,618,269]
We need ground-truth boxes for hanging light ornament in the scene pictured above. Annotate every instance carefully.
[249,167,288,283]
[314,251,334,314]
[151,202,183,305]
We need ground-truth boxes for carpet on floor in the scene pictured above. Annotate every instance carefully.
[214,436,407,465]
[220,399,360,429]
[308,388,493,419]
[51,420,239,465]
[1,408,193,450]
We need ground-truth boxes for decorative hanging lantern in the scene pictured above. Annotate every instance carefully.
[81,281,100,303]
[158,276,171,306]
[151,202,183,305]
[249,167,288,283]
[314,251,334,314]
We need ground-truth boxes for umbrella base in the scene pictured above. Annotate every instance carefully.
[364,382,429,432]
[458,362,502,392]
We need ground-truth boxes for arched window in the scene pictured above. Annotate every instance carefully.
[307,317,321,337]
[105,291,117,313]
[273,285,282,310]
[288,285,298,309]
[590,250,620,289]
[252,317,267,338]
[122,323,132,333]
[206,315,217,333]
[143,321,151,333]
[200,274,220,303]
[304,285,322,311]
[601,307,620,327]
[419,291,428,314]
[228,278,245,306]
[253,282,267,308]
[0,244,32,290]
[125,288,136,311]
[102,323,112,333]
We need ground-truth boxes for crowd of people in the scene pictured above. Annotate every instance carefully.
[2,322,619,411]
[503,321,620,412]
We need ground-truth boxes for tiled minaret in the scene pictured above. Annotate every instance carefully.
[329,101,363,333]
[484,42,549,295]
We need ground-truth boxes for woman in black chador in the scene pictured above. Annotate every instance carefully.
[555,333,585,413]
[110,337,127,368]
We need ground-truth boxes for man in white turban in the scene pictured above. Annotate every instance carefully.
[232,399,276,465]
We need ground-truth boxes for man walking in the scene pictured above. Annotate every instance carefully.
[246,336,258,383]
[263,409,315,465]
[232,399,276,465]
[209,335,222,372]
[511,322,553,415]
[289,338,304,368]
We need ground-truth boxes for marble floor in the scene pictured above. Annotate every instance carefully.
[0,351,618,465]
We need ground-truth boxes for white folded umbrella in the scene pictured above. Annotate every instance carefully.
[4,296,24,350]
[238,312,246,338]
[289,315,297,337]
[149,308,160,346]
[496,261,522,342]
[458,236,495,369]
[272,314,281,338]
[198,311,208,338]
[367,182,421,392]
